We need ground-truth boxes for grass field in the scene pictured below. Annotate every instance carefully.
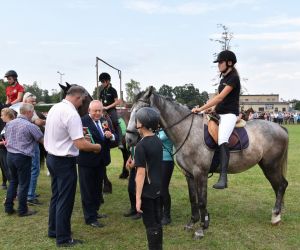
[0,125,299,250]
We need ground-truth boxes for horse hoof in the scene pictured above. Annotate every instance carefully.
[193,229,204,239]
[184,223,194,232]
[271,212,281,225]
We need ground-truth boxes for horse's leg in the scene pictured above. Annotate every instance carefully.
[194,171,209,239]
[119,146,129,179]
[184,176,200,231]
[103,166,112,194]
[258,158,288,225]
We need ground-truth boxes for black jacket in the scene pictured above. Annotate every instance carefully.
[77,114,116,168]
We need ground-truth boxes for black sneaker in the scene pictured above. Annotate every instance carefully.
[88,221,105,228]
[131,213,142,220]
[161,216,171,226]
[57,239,83,248]
[5,209,16,215]
[97,213,108,219]
[19,210,37,217]
[123,209,136,217]
[27,199,43,206]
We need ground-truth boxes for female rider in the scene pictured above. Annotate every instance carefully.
[192,50,241,189]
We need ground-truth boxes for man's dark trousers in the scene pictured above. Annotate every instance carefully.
[79,165,104,224]
[47,154,77,244]
[4,152,31,215]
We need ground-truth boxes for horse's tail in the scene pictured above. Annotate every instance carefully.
[280,126,288,178]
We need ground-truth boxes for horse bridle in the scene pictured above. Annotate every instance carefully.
[126,98,197,156]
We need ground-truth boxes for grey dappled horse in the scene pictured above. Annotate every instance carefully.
[126,87,288,239]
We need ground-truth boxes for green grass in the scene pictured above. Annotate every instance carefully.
[0,125,299,250]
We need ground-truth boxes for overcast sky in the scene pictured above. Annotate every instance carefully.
[0,0,299,101]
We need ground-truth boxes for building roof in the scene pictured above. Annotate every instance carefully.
[240,102,289,105]
[241,94,279,96]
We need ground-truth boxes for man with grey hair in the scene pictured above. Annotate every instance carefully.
[45,85,101,247]
[23,92,45,205]
[4,103,44,217]
[78,100,116,228]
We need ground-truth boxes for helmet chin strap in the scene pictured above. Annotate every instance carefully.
[220,61,233,75]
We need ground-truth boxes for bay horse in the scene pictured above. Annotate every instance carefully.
[59,83,131,193]
[126,87,288,239]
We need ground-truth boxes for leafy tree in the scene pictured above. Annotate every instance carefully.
[42,89,51,103]
[158,84,173,99]
[50,89,61,103]
[173,83,206,109]
[125,79,141,103]
[293,100,300,110]
[23,81,43,101]
[0,80,8,103]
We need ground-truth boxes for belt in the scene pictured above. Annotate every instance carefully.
[48,153,76,158]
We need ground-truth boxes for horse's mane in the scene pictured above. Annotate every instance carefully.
[152,91,190,111]
[134,91,146,103]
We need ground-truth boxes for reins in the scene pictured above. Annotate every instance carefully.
[127,97,203,179]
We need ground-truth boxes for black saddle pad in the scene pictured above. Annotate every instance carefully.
[204,124,249,151]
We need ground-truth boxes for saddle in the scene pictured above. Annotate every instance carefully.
[204,114,249,151]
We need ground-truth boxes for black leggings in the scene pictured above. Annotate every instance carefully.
[0,148,9,185]
[128,168,136,211]
[161,161,174,215]
[141,197,161,229]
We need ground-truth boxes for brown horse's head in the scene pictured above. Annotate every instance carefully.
[59,82,93,117]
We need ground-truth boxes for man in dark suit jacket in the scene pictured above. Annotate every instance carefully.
[78,100,117,228]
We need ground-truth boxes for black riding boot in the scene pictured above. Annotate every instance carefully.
[146,227,163,250]
[213,143,229,189]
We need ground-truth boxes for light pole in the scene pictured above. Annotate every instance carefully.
[57,71,65,101]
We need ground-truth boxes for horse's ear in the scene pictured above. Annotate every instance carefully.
[66,82,71,88]
[146,86,155,98]
[59,83,67,91]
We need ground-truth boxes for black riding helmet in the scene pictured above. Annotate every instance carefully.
[99,72,111,82]
[136,107,160,132]
[5,70,18,78]
[213,50,237,65]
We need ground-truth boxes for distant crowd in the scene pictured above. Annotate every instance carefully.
[247,111,300,125]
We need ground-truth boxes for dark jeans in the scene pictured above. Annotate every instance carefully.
[47,154,77,244]
[4,152,31,215]
[161,161,174,217]
[141,197,162,229]
[78,165,104,224]
[0,148,9,185]
[107,109,122,144]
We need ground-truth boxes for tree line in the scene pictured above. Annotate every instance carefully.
[0,80,61,104]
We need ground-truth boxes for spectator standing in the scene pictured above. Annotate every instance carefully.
[4,103,43,216]
[44,86,101,247]
[78,100,116,228]
[157,129,174,226]
[23,92,46,205]
[0,108,16,189]
[135,107,163,250]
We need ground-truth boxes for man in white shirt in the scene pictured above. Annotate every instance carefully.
[44,86,101,248]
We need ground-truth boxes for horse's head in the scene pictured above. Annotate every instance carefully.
[125,86,155,146]
[59,82,93,117]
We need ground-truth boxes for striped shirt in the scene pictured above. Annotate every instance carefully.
[5,115,43,157]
